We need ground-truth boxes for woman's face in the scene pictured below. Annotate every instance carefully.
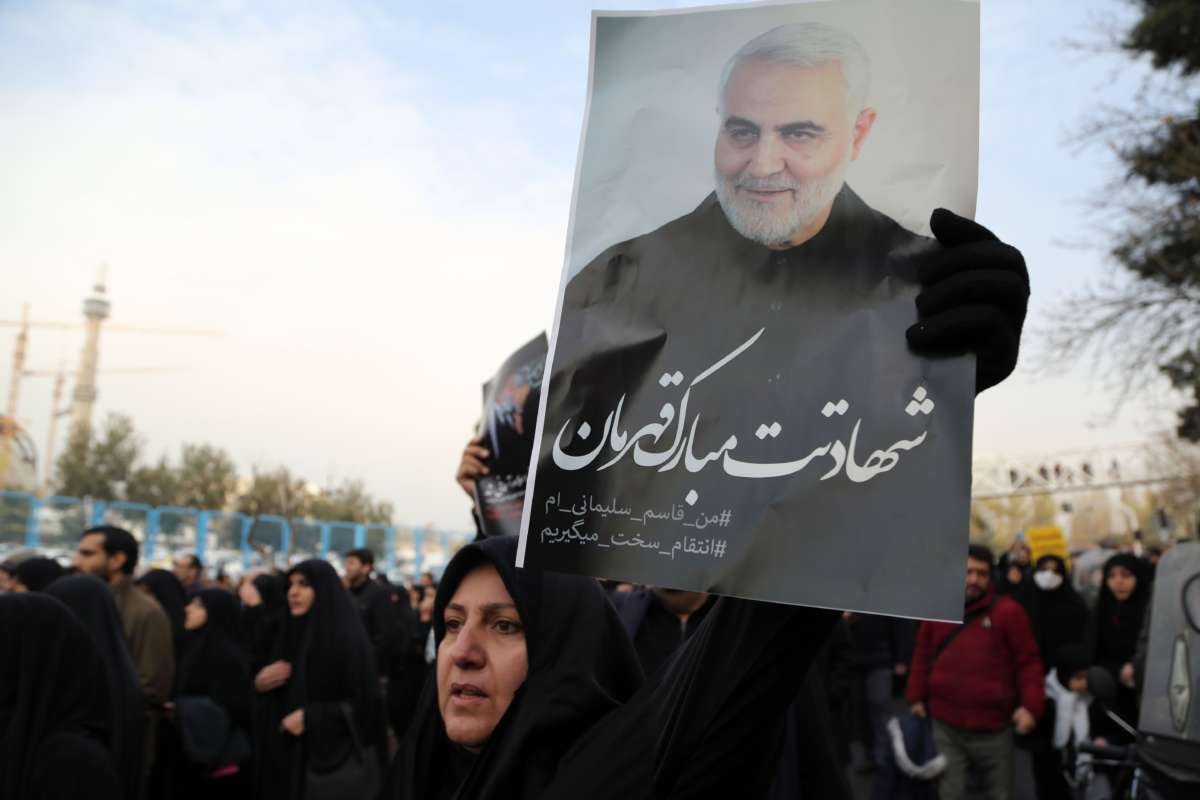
[1106,564,1137,602]
[419,586,436,623]
[436,564,528,751]
[183,597,208,630]
[287,572,315,617]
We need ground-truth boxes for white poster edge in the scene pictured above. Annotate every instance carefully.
[516,11,603,568]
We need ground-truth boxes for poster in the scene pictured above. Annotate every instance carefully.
[1026,526,1069,570]
[475,333,548,538]
[518,0,979,621]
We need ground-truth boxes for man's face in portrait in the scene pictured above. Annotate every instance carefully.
[714,59,876,249]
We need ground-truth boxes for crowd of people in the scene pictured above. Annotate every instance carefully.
[6,21,1195,798]
[0,507,1182,799]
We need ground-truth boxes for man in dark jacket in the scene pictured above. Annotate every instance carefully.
[344,548,400,674]
[906,544,1044,800]
[849,612,917,770]
[74,524,174,788]
[608,586,716,679]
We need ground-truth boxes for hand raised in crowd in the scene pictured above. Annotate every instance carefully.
[906,209,1030,394]
[1012,706,1036,735]
[455,434,491,497]
[280,709,305,736]
[255,660,292,693]
[238,576,264,608]
[1119,662,1136,689]
[910,702,926,718]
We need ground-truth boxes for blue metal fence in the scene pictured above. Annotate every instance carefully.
[0,490,470,579]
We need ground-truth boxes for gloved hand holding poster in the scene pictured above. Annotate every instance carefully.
[519,0,982,622]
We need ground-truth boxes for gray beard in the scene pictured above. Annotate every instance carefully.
[714,164,847,248]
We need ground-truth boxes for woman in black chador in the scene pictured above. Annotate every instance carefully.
[239,571,288,671]
[137,568,189,654]
[45,574,145,800]
[0,592,123,800]
[1028,554,1090,668]
[385,535,838,799]
[174,588,254,798]
[1088,553,1151,744]
[252,559,386,799]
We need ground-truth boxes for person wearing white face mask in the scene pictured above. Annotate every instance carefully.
[1033,568,1062,592]
[1022,557,1091,799]
[1028,556,1090,671]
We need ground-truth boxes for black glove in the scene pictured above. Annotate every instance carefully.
[905,208,1029,394]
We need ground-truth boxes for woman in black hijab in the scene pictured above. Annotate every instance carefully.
[386,535,838,799]
[11,555,66,592]
[136,567,190,794]
[252,559,386,800]
[0,592,123,800]
[174,588,253,798]
[45,574,145,800]
[381,574,427,738]
[1023,557,1090,799]
[1029,554,1090,670]
[137,568,189,654]
[1088,552,1151,743]
[995,550,1037,619]
[239,571,288,671]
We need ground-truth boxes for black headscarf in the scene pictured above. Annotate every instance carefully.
[0,593,122,800]
[138,568,188,654]
[254,571,288,611]
[253,559,384,800]
[995,551,1037,618]
[43,575,145,800]
[242,572,288,670]
[178,588,252,731]
[1090,553,1151,671]
[388,535,643,800]
[1029,554,1090,671]
[13,556,66,592]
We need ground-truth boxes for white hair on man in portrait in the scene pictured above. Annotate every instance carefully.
[713,22,872,248]
[717,22,871,118]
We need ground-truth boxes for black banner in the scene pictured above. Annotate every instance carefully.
[474,333,547,538]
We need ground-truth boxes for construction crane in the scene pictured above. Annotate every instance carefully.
[0,270,222,486]
[22,364,175,493]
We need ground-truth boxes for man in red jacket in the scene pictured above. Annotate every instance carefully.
[907,544,1044,800]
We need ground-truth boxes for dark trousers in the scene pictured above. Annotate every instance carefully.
[862,667,894,768]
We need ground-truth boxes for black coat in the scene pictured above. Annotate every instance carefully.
[349,575,401,672]
[177,588,253,733]
[1087,553,1151,744]
[240,572,287,672]
[1028,555,1089,671]
[252,560,385,800]
[45,574,146,800]
[385,535,839,799]
[0,593,123,800]
[138,568,189,657]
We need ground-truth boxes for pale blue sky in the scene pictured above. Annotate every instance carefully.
[0,0,1176,531]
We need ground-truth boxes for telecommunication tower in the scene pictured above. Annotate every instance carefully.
[67,271,112,438]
